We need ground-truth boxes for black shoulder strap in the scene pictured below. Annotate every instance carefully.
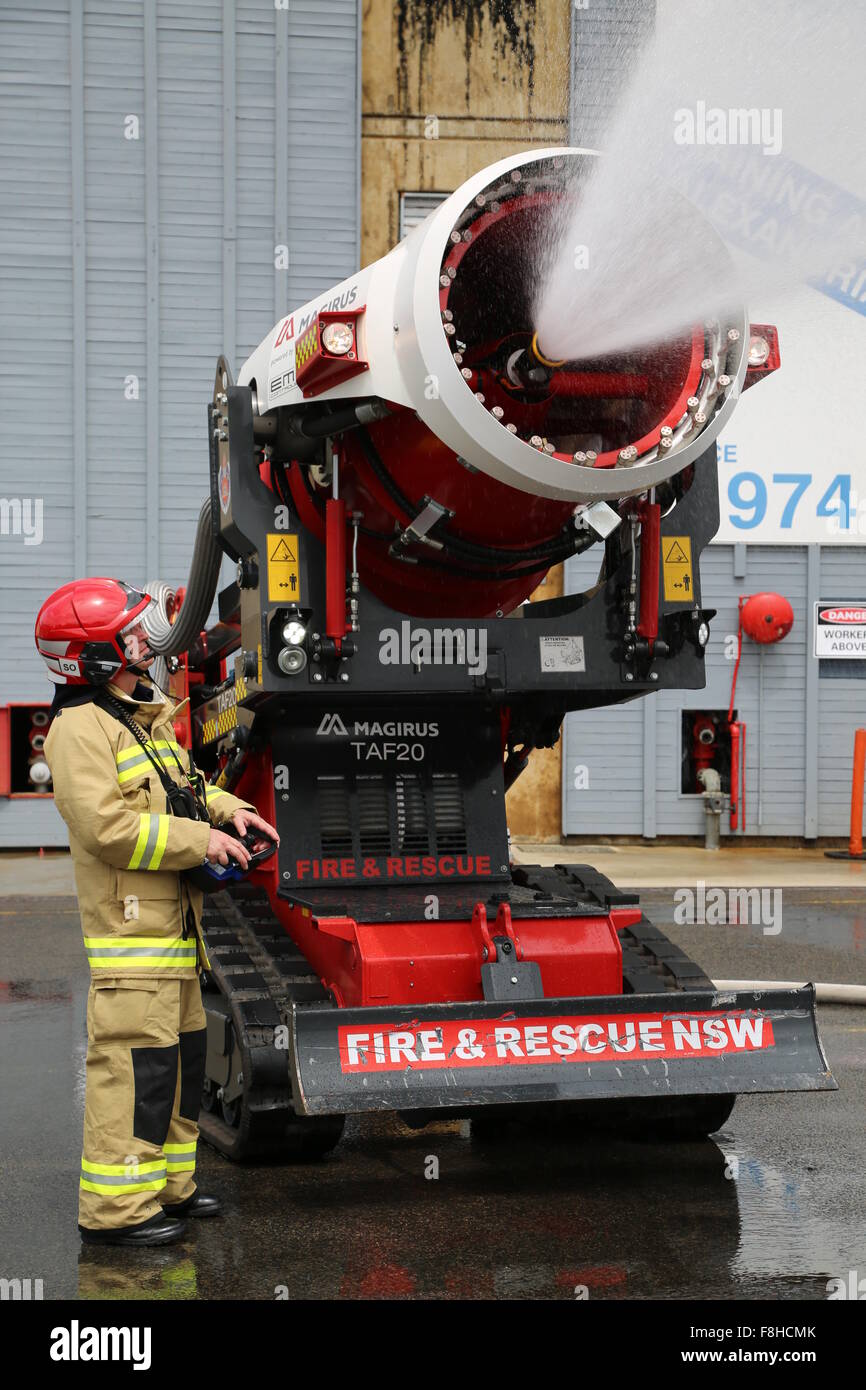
[96,691,178,800]
[97,690,211,824]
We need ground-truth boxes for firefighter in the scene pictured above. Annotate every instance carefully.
[37,578,279,1247]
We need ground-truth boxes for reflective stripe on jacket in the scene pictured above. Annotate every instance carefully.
[44,685,254,979]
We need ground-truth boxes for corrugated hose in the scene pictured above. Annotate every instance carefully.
[142,496,222,657]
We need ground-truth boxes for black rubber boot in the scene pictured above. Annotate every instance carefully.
[78,1211,187,1247]
[162,1191,222,1218]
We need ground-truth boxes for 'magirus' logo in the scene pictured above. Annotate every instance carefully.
[378,621,487,676]
[316,713,349,736]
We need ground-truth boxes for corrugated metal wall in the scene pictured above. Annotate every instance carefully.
[0,0,360,846]
[563,543,865,838]
[569,0,655,149]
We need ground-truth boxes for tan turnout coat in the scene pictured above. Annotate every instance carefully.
[45,684,253,979]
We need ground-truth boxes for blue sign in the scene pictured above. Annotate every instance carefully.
[674,150,866,318]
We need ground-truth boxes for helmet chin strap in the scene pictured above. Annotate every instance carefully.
[125,661,169,700]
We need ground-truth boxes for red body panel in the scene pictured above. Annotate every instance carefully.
[325,496,348,642]
[233,746,637,1008]
[266,900,635,1008]
[637,500,661,643]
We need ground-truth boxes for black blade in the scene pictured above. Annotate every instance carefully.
[289,986,836,1116]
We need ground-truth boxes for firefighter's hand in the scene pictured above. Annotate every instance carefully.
[230,810,280,846]
[206,828,251,869]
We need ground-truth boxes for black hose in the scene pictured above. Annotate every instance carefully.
[355,427,580,568]
[147,496,223,655]
[290,461,593,581]
[271,455,293,510]
[388,541,583,581]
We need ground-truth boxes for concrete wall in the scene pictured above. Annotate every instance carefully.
[360,0,570,265]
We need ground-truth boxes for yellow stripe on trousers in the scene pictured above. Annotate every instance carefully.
[79,1157,167,1195]
[164,1141,197,1173]
[83,936,197,970]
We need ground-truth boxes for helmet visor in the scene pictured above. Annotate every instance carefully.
[118,615,154,667]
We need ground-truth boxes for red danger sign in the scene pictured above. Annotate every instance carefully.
[338,1010,775,1073]
[815,600,866,658]
[818,607,866,623]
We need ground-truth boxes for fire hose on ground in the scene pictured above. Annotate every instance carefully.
[713,981,866,1004]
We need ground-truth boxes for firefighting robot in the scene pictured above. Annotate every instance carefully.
[52,149,836,1172]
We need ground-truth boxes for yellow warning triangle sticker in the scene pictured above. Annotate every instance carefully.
[664,540,689,564]
[270,538,297,562]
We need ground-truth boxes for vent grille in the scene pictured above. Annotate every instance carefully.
[317,776,353,857]
[432,773,468,853]
[357,776,391,856]
[315,770,470,862]
[396,775,430,854]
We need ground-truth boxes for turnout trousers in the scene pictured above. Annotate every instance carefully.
[78,976,207,1230]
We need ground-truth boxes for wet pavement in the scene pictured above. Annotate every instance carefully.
[1,886,864,1301]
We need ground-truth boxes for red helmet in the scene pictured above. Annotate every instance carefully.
[35,578,153,685]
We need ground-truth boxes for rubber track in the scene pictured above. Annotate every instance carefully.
[619,916,716,995]
[198,883,344,1161]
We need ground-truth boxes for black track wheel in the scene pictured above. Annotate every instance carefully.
[625,1093,737,1141]
[519,1094,738,1141]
